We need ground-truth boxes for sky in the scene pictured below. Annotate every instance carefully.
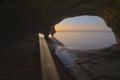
[55,16,112,32]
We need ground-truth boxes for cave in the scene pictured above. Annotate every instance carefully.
[0,0,120,80]
[0,0,120,44]
[54,15,117,50]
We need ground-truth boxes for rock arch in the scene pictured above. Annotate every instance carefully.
[0,1,120,80]
[0,0,120,44]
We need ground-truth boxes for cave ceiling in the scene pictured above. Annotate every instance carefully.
[0,0,120,39]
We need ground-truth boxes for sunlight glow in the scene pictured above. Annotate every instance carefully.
[55,16,112,32]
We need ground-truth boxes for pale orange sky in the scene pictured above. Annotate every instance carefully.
[55,25,81,31]
[55,25,110,31]
[55,16,112,32]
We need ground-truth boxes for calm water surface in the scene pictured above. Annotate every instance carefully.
[54,31,116,50]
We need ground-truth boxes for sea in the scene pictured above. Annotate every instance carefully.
[53,31,117,79]
[54,31,116,50]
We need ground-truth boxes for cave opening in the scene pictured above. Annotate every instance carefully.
[54,15,116,50]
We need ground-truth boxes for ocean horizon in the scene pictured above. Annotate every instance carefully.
[56,30,112,32]
[54,31,116,50]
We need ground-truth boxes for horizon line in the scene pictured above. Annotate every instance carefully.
[56,30,112,32]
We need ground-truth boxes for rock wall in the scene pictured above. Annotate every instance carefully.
[0,1,120,79]
[0,0,120,43]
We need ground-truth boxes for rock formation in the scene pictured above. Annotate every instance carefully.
[0,0,120,80]
[0,0,120,44]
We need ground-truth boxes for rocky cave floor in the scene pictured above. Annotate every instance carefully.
[69,44,120,80]
[47,37,120,80]
[0,37,120,80]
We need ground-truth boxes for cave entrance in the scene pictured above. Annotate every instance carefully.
[54,16,116,50]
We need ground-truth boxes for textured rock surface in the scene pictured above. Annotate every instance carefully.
[0,0,120,79]
[73,44,120,80]
[0,33,41,80]
[0,0,120,43]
